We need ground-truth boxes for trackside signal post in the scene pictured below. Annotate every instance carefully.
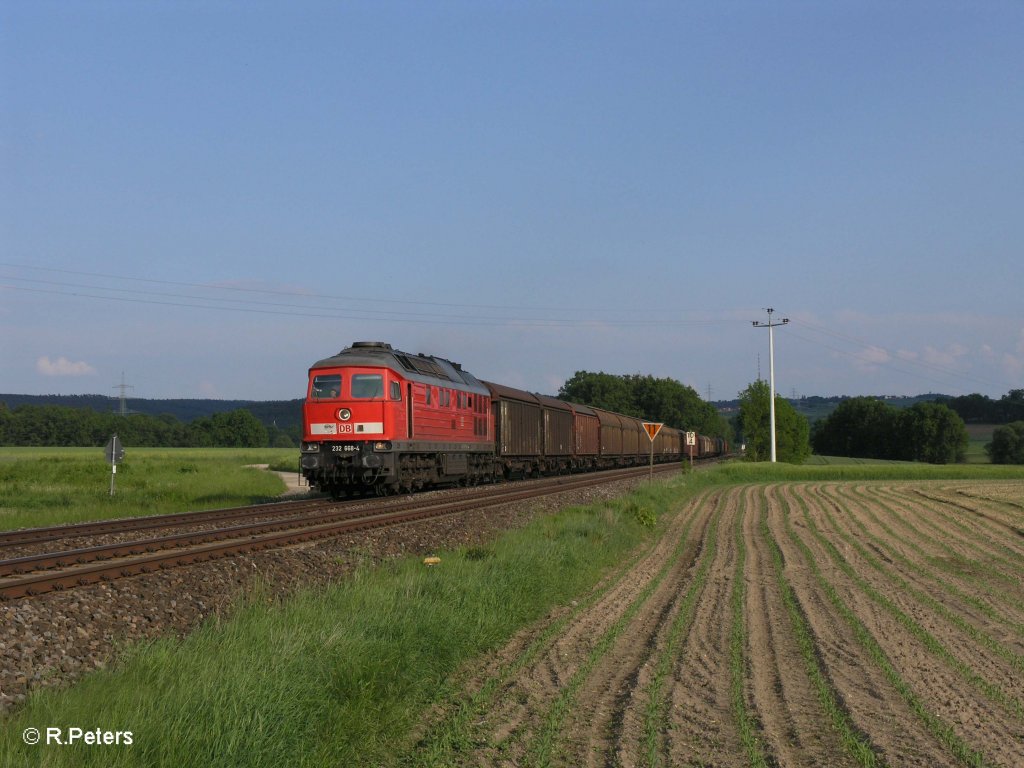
[105,435,125,496]
[685,431,696,469]
[643,422,663,479]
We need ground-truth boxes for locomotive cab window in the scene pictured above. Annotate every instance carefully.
[312,374,341,400]
[390,381,402,401]
[351,374,384,399]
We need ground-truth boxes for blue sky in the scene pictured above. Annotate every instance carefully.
[2,1,1022,402]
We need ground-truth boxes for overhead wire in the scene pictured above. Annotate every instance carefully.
[0,261,714,318]
[0,274,729,329]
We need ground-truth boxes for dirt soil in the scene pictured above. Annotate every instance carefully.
[415,480,1024,767]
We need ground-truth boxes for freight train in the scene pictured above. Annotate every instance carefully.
[300,342,728,498]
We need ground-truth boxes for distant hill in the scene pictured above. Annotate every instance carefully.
[0,394,304,431]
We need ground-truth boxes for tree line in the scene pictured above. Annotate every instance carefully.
[727,383,990,466]
[935,389,1024,424]
[557,371,732,438]
[0,403,296,448]
[810,397,969,464]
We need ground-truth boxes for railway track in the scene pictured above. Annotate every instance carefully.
[0,463,680,600]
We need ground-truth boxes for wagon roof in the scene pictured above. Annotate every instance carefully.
[481,381,539,405]
[310,341,489,395]
[534,394,573,412]
[564,401,597,417]
[590,407,626,426]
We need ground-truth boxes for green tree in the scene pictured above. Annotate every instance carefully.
[895,402,969,464]
[186,409,261,447]
[558,371,639,416]
[736,380,810,463]
[985,421,1024,464]
[998,390,1024,423]
[558,370,732,440]
[811,397,899,459]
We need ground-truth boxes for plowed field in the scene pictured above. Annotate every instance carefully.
[414,480,1024,767]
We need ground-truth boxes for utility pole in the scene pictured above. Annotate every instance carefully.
[752,308,788,463]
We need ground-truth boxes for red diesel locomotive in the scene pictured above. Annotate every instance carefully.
[300,341,725,498]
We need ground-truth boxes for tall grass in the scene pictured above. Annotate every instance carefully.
[0,448,296,531]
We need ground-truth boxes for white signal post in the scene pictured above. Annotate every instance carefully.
[642,422,663,479]
[752,308,789,463]
[105,434,125,496]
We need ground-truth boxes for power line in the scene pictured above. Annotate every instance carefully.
[0,278,732,329]
[0,261,731,319]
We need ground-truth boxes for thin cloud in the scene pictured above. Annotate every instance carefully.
[36,356,97,377]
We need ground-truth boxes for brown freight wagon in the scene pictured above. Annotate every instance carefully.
[654,426,679,459]
[664,427,682,458]
[620,415,642,464]
[483,382,543,477]
[700,434,714,458]
[592,407,624,465]
[535,394,574,473]
[568,402,600,469]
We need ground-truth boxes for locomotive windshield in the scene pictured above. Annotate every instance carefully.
[351,374,384,399]
[311,374,341,400]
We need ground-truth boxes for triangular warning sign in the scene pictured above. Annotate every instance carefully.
[643,422,663,441]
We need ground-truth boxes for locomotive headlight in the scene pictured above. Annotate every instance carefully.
[373,441,392,451]
[337,408,351,421]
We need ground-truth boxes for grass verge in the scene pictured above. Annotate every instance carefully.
[0,447,296,531]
